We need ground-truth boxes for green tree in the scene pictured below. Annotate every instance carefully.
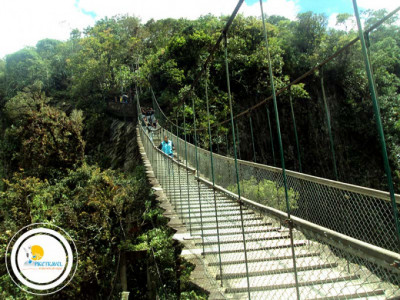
[5,48,49,98]
[0,164,151,299]
[228,176,299,212]
[1,84,85,179]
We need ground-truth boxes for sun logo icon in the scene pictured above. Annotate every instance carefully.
[30,245,44,261]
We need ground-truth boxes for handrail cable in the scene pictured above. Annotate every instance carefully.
[149,6,400,132]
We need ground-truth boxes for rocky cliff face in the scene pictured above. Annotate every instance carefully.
[105,119,140,172]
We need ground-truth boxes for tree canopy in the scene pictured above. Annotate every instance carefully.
[0,8,399,299]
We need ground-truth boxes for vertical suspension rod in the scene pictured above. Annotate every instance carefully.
[183,103,192,234]
[289,90,302,172]
[205,69,223,285]
[259,1,300,298]
[176,121,184,222]
[266,107,276,166]
[352,0,400,249]
[191,93,205,254]
[236,121,241,160]
[170,124,177,211]
[249,114,256,162]
[223,32,251,300]
[320,71,339,181]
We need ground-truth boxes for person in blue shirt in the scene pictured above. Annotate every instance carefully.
[158,135,175,157]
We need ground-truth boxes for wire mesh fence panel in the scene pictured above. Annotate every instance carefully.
[164,130,400,253]
[139,121,400,300]
[137,6,400,298]
[291,227,400,300]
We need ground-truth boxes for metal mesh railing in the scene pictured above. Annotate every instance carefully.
[165,125,400,252]
[138,122,400,299]
[136,1,400,297]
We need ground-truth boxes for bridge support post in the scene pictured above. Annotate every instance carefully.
[352,0,400,250]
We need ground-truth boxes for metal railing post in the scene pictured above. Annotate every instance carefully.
[352,0,400,249]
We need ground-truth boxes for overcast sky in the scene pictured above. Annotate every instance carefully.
[0,0,398,59]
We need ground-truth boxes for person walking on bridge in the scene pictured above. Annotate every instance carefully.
[158,135,175,157]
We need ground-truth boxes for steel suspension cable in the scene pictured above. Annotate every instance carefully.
[249,114,256,162]
[204,69,223,285]
[352,0,400,250]
[183,103,193,234]
[235,121,241,160]
[223,32,251,300]
[216,129,220,154]
[177,0,245,110]
[191,93,205,255]
[147,0,246,130]
[320,71,339,181]
[266,107,276,166]
[195,6,400,131]
[289,89,302,172]
[170,123,177,212]
[176,122,184,220]
[148,6,400,137]
[259,1,300,299]
[225,131,229,155]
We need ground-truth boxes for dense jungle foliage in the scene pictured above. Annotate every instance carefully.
[0,7,399,299]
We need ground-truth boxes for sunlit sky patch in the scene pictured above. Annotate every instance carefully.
[0,0,397,58]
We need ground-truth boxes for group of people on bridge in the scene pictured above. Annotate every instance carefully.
[141,107,157,129]
[140,107,176,158]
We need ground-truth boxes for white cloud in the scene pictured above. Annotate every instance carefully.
[327,13,357,31]
[0,0,94,58]
[327,0,399,31]
[78,0,237,21]
[2,0,395,59]
[357,0,399,12]
[357,0,400,26]
[241,0,300,20]
[328,13,339,29]
[0,0,299,59]
[77,0,299,22]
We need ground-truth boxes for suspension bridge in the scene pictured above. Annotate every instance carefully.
[133,0,400,299]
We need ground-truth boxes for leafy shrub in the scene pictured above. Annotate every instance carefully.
[228,176,299,212]
[1,85,85,180]
[0,164,150,299]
